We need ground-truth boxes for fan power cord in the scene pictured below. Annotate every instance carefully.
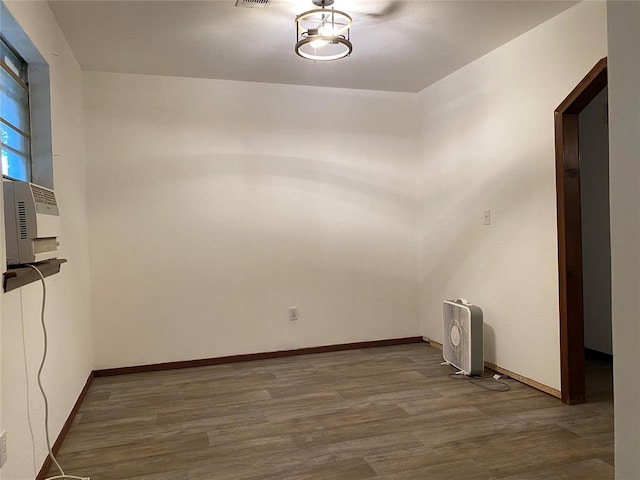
[26,264,90,480]
[446,367,511,392]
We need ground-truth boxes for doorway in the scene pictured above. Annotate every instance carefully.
[555,58,609,405]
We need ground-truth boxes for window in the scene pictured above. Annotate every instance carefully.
[1,2,54,189]
[1,37,31,182]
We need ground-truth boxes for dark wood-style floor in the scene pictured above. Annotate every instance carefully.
[49,344,614,480]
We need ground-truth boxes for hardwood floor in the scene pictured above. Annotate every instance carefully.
[585,349,613,404]
[48,344,614,480]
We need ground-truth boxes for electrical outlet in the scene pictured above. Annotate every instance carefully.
[0,430,7,468]
[289,307,298,321]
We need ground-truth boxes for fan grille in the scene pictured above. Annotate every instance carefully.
[443,302,471,372]
[443,300,483,376]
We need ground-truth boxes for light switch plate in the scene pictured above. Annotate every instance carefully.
[483,209,491,225]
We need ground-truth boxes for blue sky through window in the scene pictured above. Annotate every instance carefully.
[0,37,30,182]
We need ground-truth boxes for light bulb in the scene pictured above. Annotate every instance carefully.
[319,25,335,36]
[309,37,329,49]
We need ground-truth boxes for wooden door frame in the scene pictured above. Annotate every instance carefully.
[555,57,608,405]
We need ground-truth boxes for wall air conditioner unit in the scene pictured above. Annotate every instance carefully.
[3,179,60,265]
[443,299,484,376]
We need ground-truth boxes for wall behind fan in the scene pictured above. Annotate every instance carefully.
[418,1,607,392]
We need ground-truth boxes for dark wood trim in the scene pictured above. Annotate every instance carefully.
[94,337,425,377]
[3,259,68,293]
[555,57,607,405]
[36,372,94,480]
[556,58,608,114]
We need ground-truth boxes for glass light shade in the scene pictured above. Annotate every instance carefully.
[309,38,329,49]
[296,8,352,36]
[295,36,352,61]
[295,7,352,62]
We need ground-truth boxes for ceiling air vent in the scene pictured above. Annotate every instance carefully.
[235,0,270,8]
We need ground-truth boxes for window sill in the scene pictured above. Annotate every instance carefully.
[3,258,67,293]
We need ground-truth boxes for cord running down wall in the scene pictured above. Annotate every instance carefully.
[26,264,90,480]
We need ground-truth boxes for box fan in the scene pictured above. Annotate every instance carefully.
[443,299,484,376]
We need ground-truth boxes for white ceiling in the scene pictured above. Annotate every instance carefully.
[48,0,578,93]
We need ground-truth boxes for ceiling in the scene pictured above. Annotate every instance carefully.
[48,0,578,93]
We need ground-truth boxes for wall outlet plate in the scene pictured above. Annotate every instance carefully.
[289,307,298,321]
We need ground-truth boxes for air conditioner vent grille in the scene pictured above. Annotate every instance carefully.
[18,201,27,239]
[30,184,57,206]
[235,0,270,8]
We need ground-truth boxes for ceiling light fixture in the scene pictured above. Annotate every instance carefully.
[295,0,352,62]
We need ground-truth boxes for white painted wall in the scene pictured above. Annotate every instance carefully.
[0,2,92,479]
[84,72,422,369]
[579,87,612,356]
[417,1,607,391]
[607,2,640,478]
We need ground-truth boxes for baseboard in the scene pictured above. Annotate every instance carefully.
[484,361,561,398]
[36,372,94,480]
[94,336,425,377]
[426,339,561,399]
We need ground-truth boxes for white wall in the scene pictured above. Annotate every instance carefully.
[418,1,607,391]
[579,87,612,356]
[0,2,92,479]
[607,2,640,478]
[84,72,422,369]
